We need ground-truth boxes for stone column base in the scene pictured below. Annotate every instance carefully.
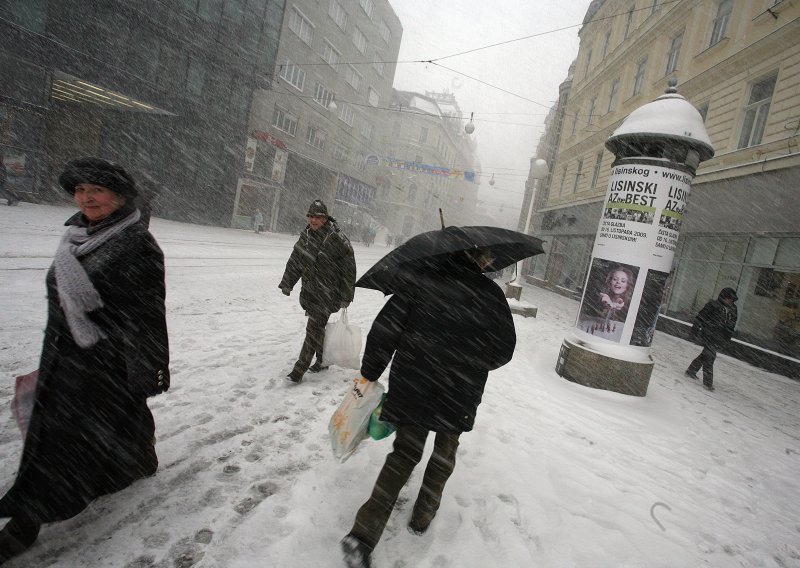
[555,337,653,397]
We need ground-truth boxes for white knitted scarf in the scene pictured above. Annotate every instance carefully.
[53,209,141,348]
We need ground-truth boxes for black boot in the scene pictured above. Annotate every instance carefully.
[341,534,372,568]
[0,516,41,563]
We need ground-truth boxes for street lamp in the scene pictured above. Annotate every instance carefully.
[327,99,338,113]
[465,112,475,134]
[508,158,548,290]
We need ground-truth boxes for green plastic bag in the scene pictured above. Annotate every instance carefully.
[368,393,395,440]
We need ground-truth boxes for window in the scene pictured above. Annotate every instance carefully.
[601,31,611,59]
[584,49,593,80]
[373,57,385,76]
[345,65,361,91]
[338,103,354,126]
[272,106,297,136]
[288,6,314,45]
[587,97,597,125]
[368,87,380,107]
[665,31,683,75]
[709,0,733,46]
[353,27,367,54]
[591,151,603,188]
[360,121,374,141]
[570,113,579,135]
[197,0,223,22]
[306,125,326,150]
[558,166,567,195]
[573,159,583,193]
[279,59,305,91]
[632,58,647,96]
[359,0,374,19]
[322,41,340,67]
[332,142,350,162]
[356,152,367,171]
[420,126,428,143]
[696,102,709,123]
[328,0,347,31]
[623,9,634,39]
[737,73,777,149]
[607,78,619,112]
[379,19,391,43]
[313,83,334,109]
[223,0,245,25]
[186,58,207,96]
[651,0,658,14]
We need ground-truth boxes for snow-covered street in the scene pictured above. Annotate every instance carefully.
[1,203,799,568]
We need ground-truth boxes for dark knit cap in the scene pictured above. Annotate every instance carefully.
[719,287,738,302]
[58,157,138,198]
[307,199,328,216]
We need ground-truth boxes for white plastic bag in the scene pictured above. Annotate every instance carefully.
[322,308,362,370]
[329,377,385,463]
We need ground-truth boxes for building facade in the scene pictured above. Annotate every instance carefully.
[524,0,800,374]
[369,89,479,241]
[243,0,402,238]
[0,0,282,225]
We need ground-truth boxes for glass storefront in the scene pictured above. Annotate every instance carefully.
[666,235,800,358]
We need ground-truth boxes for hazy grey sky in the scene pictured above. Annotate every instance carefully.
[388,0,593,212]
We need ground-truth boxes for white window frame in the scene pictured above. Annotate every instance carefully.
[573,159,583,193]
[328,0,347,31]
[359,0,374,19]
[379,19,391,43]
[305,125,326,150]
[737,73,777,149]
[345,65,362,91]
[332,141,350,162]
[665,31,683,75]
[313,82,334,109]
[279,59,305,91]
[321,40,340,68]
[632,58,647,96]
[272,106,297,136]
[607,78,619,113]
[709,0,733,47]
[288,6,314,46]
[353,27,367,54]
[368,86,380,107]
[338,103,355,126]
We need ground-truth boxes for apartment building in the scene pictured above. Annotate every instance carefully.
[524,0,800,373]
[243,0,402,237]
[0,0,282,225]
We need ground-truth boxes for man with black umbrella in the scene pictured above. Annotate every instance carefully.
[279,200,356,383]
[340,246,517,568]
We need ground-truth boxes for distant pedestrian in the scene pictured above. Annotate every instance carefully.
[341,247,516,568]
[254,209,265,234]
[685,287,738,391]
[0,158,19,206]
[279,200,356,383]
[137,179,161,229]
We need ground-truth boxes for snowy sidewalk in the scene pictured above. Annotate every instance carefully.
[0,204,798,568]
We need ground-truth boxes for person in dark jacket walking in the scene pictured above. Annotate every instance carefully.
[340,248,517,568]
[685,287,738,391]
[279,200,356,383]
[0,157,170,563]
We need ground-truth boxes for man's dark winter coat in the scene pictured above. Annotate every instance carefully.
[279,219,356,314]
[693,289,738,349]
[360,255,517,433]
[0,206,170,522]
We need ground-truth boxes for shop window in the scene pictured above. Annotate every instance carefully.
[755,268,783,298]
[775,237,800,268]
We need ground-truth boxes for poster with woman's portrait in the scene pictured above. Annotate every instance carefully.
[576,258,640,343]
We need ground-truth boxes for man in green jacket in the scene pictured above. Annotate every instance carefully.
[279,200,356,383]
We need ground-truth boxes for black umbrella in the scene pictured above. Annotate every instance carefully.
[356,225,545,294]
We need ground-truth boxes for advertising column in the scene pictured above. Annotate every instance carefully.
[574,160,691,349]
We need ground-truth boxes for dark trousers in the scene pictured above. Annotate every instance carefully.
[350,424,460,550]
[688,345,717,387]
[291,311,330,378]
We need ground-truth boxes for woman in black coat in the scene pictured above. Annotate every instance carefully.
[0,158,170,563]
[685,287,738,391]
[341,249,516,568]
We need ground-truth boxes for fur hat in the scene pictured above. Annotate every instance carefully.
[58,157,138,198]
[307,199,328,217]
